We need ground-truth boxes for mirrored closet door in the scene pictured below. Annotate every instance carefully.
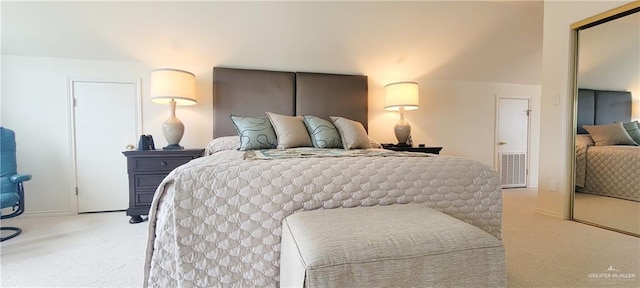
[572,3,640,236]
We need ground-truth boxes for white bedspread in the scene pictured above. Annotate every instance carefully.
[575,134,640,201]
[144,149,502,287]
[582,146,640,201]
[575,134,593,188]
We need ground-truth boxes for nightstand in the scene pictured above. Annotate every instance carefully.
[382,144,443,155]
[122,149,204,224]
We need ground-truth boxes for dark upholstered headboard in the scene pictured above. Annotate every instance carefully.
[295,72,368,130]
[213,67,368,138]
[576,88,632,134]
[213,68,295,137]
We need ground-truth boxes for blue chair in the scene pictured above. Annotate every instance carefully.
[1,127,31,241]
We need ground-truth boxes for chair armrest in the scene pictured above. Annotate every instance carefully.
[10,174,32,183]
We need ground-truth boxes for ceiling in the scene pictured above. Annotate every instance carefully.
[1,1,543,85]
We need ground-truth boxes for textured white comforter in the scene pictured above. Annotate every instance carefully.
[144,149,502,287]
[575,135,640,201]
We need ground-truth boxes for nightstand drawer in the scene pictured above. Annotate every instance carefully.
[133,157,193,172]
[135,190,156,207]
[134,174,166,190]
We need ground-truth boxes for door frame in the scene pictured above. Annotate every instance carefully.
[67,77,142,214]
[494,95,531,187]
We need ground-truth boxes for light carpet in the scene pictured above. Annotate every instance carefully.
[1,212,146,287]
[502,188,639,288]
[1,188,639,287]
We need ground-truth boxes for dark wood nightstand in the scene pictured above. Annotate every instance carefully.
[122,149,204,224]
[382,144,443,155]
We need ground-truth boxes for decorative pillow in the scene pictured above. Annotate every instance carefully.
[230,115,278,150]
[622,121,640,144]
[205,136,240,155]
[582,122,638,146]
[330,116,372,149]
[266,112,312,149]
[302,115,343,148]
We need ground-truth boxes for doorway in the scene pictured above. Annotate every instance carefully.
[69,78,141,213]
[496,96,530,188]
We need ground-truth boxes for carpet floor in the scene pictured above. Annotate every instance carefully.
[1,188,638,287]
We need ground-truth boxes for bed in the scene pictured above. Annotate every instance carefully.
[143,67,503,287]
[575,88,640,202]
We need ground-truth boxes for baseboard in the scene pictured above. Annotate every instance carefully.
[535,208,558,218]
[21,210,74,218]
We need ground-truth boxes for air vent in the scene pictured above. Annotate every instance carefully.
[500,153,527,188]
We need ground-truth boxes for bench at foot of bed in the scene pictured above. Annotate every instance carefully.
[280,204,505,288]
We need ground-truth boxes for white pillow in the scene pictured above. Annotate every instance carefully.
[267,112,312,149]
[205,136,240,155]
[330,116,372,149]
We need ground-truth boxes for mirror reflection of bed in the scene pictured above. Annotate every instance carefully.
[573,7,640,237]
[573,89,640,236]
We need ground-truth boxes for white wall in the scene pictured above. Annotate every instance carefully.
[369,79,541,186]
[2,55,541,215]
[0,56,214,214]
[538,0,634,218]
[1,1,543,215]
[2,1,543,87]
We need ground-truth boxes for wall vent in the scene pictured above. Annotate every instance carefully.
[500,153,527,188]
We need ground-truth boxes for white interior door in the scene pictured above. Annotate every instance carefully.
[73,80,139,213]
[497,97,530,188]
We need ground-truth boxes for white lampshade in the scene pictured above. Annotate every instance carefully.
[150,68,197,105]
[150,68,197,150]
[384,82,419,111]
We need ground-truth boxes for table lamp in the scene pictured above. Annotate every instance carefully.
[150,68,197,150]
[384,82,419,146]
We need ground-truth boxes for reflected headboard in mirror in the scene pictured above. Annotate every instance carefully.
[213,67,368,138]
[576,88,631,134]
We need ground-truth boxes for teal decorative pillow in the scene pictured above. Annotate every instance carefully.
[303,115,343,148]
[622,121,640,144]
[230,115,277,150]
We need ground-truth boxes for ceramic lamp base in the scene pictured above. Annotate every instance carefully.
[163,144,184,150]
[161,100,185,150]
[394,118,411,145]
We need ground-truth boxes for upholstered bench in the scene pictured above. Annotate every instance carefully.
[279,204,505,288]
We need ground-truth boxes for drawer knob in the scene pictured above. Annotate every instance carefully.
[160,161,167,166]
